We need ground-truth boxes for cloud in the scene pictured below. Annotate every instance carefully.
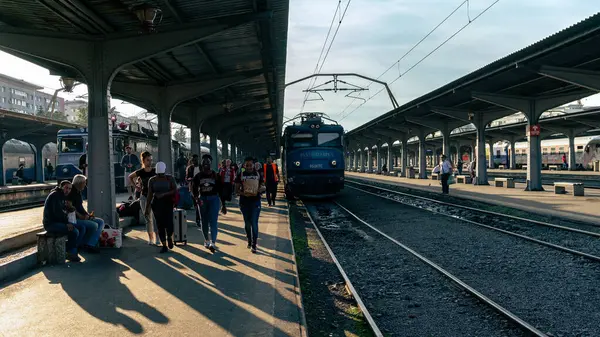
[284,0,600,131]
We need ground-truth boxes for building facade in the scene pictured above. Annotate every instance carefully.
[64,99,87,123]
[0,73,64,115]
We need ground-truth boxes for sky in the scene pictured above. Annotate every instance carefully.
[0,0,599,134]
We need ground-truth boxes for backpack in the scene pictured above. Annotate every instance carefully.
[117,200,141,219]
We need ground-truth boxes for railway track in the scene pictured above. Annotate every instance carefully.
[0,201,44,213]
[345,179,600,261]
[301,199,540,336]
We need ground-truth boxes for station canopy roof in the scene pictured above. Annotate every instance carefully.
[0,0,289,152]
[0,108,81,144]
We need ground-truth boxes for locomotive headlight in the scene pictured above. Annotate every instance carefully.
[315,124,320,129]
[331,160,337,166]
[295,161,301,167]
[310,124,315,129]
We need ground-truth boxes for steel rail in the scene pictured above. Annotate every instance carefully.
[300,201,384,337]
[332,200,548,337]
[346,179,600,236]
[344,183,600,263]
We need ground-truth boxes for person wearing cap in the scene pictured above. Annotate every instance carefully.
[145,161,177,253]
[192,154,222,253]
[129,151,159,245]
[235,156,266,253]
[121,145,141,200]
[440,154,454,194]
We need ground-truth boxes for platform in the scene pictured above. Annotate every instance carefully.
[0,195,304,337]
[347,171,600,225]
[0,182,57,209]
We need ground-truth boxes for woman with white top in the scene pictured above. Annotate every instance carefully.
[440,154,454,194]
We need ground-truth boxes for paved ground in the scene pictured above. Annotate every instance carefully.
[0,193,130,242]
[0,197,305,337]
[347,171,600,225]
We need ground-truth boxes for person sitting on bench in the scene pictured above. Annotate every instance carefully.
[43,181,83,262]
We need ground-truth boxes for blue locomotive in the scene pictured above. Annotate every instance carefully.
[282,112,345,199]
[2,139,57,184]
[56,124,192,192]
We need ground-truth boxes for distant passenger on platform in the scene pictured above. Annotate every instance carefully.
[192,154,222,253]
[236,157,266,254]
[146,161,177,253]
[219,159,235,215]
[69,174,103,253]
[129,151,159,245]
[468,159,476,185]
[46,161,54,180]
[176,152,188,184]
[187,154,201,227]
[43,181,82,262]
[440,155,453,194]
[255,162,264,181]
[264,157,280,206]
[79,144,88,176]
[121,145,141,201]
[562,153,568,170]
[457,158,463,175]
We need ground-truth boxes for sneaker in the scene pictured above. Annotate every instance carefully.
[209,243,216,253]
[251,245,257,254]
[204,241,210,248]
[247,242,252,249]
[222,208,227,215]
[67,254,81,262]
[159,246,168,254]
[167,237,174,249]
[147,240,153,245]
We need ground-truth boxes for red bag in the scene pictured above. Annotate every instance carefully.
[169,176,180,206]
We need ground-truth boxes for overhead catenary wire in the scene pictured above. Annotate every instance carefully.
[338,0,470,118]
[300,0,353,113]
[339,0,501,122]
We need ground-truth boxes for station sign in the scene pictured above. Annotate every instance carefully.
[527,124,541,137]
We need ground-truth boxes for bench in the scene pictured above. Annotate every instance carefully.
[37,231,67,265]
[431,173,441,180]
[494,177,515,188]
[498,165,506,170]
[522,165,527,170]
[406,168,415,179]
[554,182,584,196]
[549,165,559,171]
[456,175,472,184]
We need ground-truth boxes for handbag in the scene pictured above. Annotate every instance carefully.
[99,224,122,248]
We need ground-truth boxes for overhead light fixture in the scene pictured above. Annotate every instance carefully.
[133,4,163,33]
[60,77,76,92]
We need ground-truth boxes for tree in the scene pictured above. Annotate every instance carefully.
[174,126,187,142]
[36,105,45,117]
[75,107,88,125]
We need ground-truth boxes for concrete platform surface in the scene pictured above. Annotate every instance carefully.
[0,182,57,194]
[0,193,129,242]
[347,172,600,225]
[0,199,305,337]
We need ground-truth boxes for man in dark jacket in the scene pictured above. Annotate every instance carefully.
[43,181,83,262]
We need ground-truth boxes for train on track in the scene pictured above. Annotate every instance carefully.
[2,140,57,183]
[486,136,600,169]
[282,112,345,199]
[55,125,213,191]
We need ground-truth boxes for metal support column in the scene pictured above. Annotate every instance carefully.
[387,139,393,174]
[367,148,373,173]
[568,131,577,171]
[0,141,5,186]
[418,133,427,179]
[376,144,381,173]
[360,149,365,172]
[209,133,218,171]
[157,110,173,173]
[401,139,408,175]
[509,139,517,170]
[190,114,201,156]
[475,116,489,185]
[222,140,229,159]
[231,144,237,164]
[488,139,495,169]
[32,141,46,183]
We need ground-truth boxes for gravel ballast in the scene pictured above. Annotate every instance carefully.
[345,181,600,259]
[305,202,526,336]
[336,188,600,336]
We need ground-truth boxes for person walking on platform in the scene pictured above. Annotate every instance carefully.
[176,152,188,184]
[186,154,202,227]
[145,162,177,253]
[68,174,104,253]
[236,157,266,254]
[192,154,222,253]
[43,181,82,262]
[121,145,141,201]
[440,155,453,194]
[263,157,280,206]
[129,151,158,245]
[219,159,235,215]
[468,159,476,185]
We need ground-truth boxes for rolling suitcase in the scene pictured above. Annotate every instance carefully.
[173,208,188,245]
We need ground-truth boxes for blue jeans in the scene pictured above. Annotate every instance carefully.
[200,195,220,243]
[44,222,81,254]
[76,217,104,246]
[240,200,261,245]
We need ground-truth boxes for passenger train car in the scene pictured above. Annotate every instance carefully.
[55,124,203,191]
[2,140,57,183]
[488,136,600,169]
[282,113,345,199]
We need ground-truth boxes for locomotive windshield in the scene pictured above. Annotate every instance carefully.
[290,133,313,148]
[58,137,84,153]
[317,133,341,147]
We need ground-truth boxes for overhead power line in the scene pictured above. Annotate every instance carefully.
[339,0,501,122]
[300,0,353,113]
